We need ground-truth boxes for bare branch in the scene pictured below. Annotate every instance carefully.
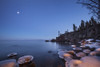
[90,0,98,5]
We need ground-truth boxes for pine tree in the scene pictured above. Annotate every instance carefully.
[73,24,77,31]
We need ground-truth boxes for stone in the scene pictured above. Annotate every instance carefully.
[0,59,17,67]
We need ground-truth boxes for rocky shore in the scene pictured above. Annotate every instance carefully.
[51,17,100,44]
[58,39,100,67]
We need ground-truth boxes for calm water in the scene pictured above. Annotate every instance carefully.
[0,40,72,67]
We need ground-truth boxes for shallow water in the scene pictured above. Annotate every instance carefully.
[0,40,72,67]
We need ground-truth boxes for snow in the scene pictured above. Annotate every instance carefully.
[65,56,100,67]
[0,59,17,67]
[7,53,17,57]
[76,52,86,57]
[18,55,33,64]
[83,49,91,53]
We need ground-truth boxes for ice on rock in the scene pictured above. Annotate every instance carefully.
[0,59,17,67]
[89,51,97,56]
[8,53,17,57]
[18,55,33,64]
[83,49,91,53]
[71,45,76,48]
[65,56,100,67]
[73,47,82,51]
[96,48,100,52]
[58,50,67,59]
[76,52,86,57]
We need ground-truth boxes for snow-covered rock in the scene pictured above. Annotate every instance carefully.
[83,49,91,53]
[0,59,17,67]
[58,49,68,59]
[71,45,76,48]
[63,53,73,58]
[96,40,100,42]
[7,53,17,57]
[18,55,33,64]
[76,52,86,57]
[96,48,100,52]
[89,51,98,56]
[65,56,100,67]
[73,47,82,51]
[67,50,75,55]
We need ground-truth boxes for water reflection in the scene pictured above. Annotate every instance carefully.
[0,40,71,67]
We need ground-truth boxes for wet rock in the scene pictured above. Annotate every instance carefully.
[48,51,52,53]
[89,47,96,51]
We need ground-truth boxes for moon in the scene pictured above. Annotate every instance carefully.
[17,11,20,14]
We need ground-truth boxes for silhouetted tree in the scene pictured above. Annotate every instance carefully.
[81,20,85,30]
[91,17,97,26]
[77,0,100,21]
[86,21,89,28]
[73,24,77,31]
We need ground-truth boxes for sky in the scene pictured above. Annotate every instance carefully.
[0,0,91,40]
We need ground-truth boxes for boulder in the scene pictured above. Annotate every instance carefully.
[0,59,18,67]
[65,56,100,67]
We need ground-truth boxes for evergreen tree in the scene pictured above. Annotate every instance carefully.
[86,21,89,28]
[73,24,77,31]
[91,17,97,26]
[80,20,85,30]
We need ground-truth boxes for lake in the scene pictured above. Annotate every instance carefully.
[0,40,72,67]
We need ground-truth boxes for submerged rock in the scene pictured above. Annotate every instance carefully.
[18,55,34,65]
[48,51,52,53]
[8,52,18,58]
[0,59,17,67]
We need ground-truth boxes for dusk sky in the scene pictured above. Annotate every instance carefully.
[0,0,91,40]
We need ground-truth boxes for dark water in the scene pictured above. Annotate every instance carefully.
[0,40,72,67]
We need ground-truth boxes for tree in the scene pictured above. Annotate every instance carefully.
[73,24,77,31]
[86,21,89,28]
[91,17,97,26]
[81,20,85,30]
[77,0,100,21]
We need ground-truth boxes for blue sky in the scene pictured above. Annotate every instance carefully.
[0,0,91,40]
